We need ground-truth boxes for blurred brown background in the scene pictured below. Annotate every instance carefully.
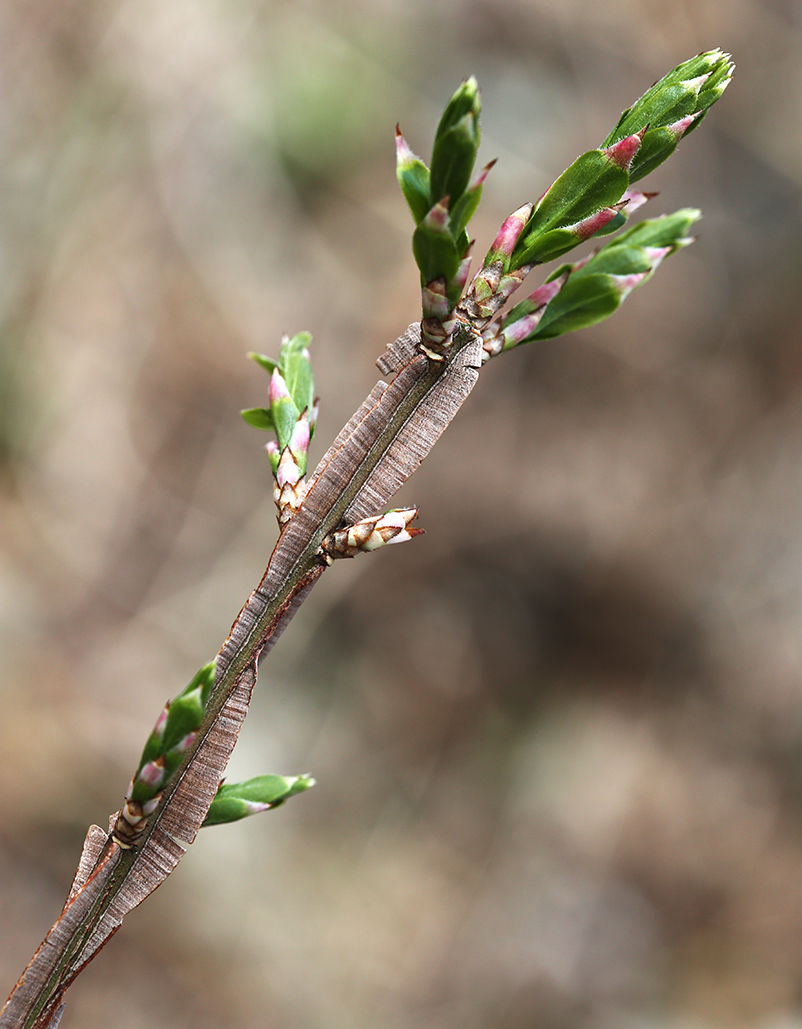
[0,1,799,1027]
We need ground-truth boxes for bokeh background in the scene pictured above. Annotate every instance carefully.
[0,2,800,1027]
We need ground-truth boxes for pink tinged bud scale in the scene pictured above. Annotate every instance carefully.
[453,243,475,294]
[153,705,169,738]
[500,308,550,349]
[424,197,450,231]
[422,277,451,321]
[572,202,628,242]
[320,508,424,561]
[141,794,162,816]
[665,111,703,139]
[138,759,166,789]
[171,732,197,754]
[611,271,649,299]
[486,202,534,264]
[603,129,645,171]
[641,245,673,272]
[276,446,302,488]
[620,189,658,215]
[269,368,291,405]
[289,414,310,460]
[395,126,418,165]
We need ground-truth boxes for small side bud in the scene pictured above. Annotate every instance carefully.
[202,774,315,828]
[269,367,291,405]
[320,509,424,562]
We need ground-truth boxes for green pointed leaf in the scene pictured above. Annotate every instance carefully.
[523,272,623,340]
[241,407,274,431]
[512,226,591,266]
[511,149,629,269]
[608,207,700,250]
[433,77,480,146]
[430,114,479,208]
[449,177,484,241]
[396,143,432,225]
[430,78,480,209]
[500,209,700,347]
[278,333,314,417]
[574,244,653,278]
[248,352,278,375]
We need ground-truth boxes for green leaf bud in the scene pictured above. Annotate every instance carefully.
[160,690,204,753]
[395,127,431,226]
[278,332,315,422]
[202,774,315,827]
[269,370,301,452]
[449,159,494,248]
[430,78,480,209]
[601,49,733,182]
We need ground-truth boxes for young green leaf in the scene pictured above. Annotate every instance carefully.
[429,77,480,208]
[396,128,432,226]
[241,407,274,431]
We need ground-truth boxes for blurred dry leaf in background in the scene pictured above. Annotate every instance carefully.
[1,1,801,1028]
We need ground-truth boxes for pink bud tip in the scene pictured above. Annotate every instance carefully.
[424,197,450,227]
[289,415,310,456]
[526,270,570,308]
[681,73,711,92]
[620,190,656,215]
[153,706,169,737]
[603,132,643,171]
[666,111,702,140]
[574,203,627,241]
[471,158,497,191]
[269,368,290,405]
[611,271,648,298]
[489,202,534,259]
[641,245,673,271]
[139,760,166,788]
[395,127,416,163]
[172,732,197,754]
[266,440,280,457]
